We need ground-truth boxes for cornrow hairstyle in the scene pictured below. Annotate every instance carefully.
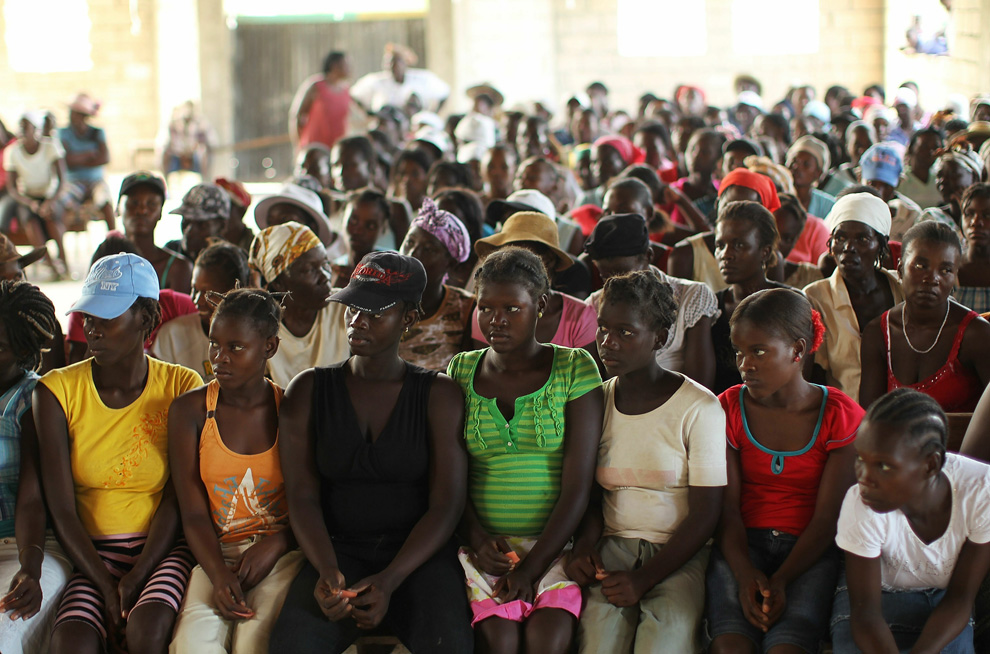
[474,246,549,302]
[132,297,162,341]
[211,287,285,339]
[348,187,391,224]
[962,182,990,214]
[433,188,485,245]
[776,193,808,232]
[731,288,817,354]
[901,220,962,261]
[715,200,781,270]
[0,280,57,371]
[601,270,677,333]
[864,387,948,470]
[194,242,250,289]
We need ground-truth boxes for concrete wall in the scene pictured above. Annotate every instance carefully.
[0,0,160,172]
[437,0,887,115]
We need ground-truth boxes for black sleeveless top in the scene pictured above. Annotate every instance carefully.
[313,361,437,544]
[712,288,742,395]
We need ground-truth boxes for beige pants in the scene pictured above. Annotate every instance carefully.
[170,539,305,654]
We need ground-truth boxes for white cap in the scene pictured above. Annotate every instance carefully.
[506,189,556,218]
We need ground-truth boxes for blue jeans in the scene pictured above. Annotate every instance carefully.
[706,529,839,654]
[831,572,974,653]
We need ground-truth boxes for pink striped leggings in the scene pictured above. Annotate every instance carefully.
[53,534,195,641]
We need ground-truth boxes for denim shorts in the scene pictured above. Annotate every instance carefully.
[705,528,839,654]
[830,571,974,654]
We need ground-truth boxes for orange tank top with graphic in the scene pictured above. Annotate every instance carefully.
[200,379,288,542]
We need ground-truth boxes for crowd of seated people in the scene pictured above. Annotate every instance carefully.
[5,52,990,654]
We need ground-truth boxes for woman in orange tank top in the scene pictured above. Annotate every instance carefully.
[168,288,305,654]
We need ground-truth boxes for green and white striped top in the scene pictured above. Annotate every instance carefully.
[447,345,601,537]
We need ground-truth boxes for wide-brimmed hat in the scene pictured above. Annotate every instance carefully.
[68,93,100,116]
[0,234,45,269]
[254,183,333,246]
[475,212,573,271]
[466,83,504,107]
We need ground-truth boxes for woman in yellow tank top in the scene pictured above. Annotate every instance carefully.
[168,288,303,654]
[35,253,203,654]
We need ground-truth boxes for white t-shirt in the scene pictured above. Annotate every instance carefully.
[836,453,990,591]
[267,301,349,388]
[2,138,63,198]
[350,69,450,112]
[150,313,213,382]
[596,375,727,544]
[587,267,719,374]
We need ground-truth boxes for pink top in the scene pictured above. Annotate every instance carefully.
[471,292,597,348]
[299,79,350,150]
[665,177,720,227]
[882,309,983,413]
[786,215,830,265]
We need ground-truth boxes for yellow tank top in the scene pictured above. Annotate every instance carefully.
[199,379,288,542]
[40,358,203,536]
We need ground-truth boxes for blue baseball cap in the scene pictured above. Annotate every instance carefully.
[68,253,160,318]
[860,143,903,188]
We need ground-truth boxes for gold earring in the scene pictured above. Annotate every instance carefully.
[538,311,544,318]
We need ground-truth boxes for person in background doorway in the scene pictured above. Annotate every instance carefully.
[350,44,450,114]
[158,101,215,178]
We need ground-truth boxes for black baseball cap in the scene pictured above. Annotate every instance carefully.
[119,171,166,201]
[329,251,427,314]
[584,213,649,259]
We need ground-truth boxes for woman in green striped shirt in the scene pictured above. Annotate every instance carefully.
[448,247,603,654]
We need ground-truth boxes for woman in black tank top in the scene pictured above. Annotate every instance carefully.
[271,252,472,654]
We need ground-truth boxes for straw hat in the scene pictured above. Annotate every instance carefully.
[475,212,573,271]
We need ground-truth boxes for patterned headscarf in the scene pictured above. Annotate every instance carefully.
[412,198,471,263]
[936,144,986,182]
[215,177,252,208]
[249,222,321,285]
[743,155,796,195]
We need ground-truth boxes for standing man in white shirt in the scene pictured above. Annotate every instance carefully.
[350,43,450,115]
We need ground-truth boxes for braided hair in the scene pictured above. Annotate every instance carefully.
[474,247,549,302]
[601,271,677,333]
[863,388,948,470]
[210,287,284,339]
[0,280,58,371]
[194,242,250,289]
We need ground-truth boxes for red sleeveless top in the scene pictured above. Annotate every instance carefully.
[298,79,350,150]
[882,309,982,412]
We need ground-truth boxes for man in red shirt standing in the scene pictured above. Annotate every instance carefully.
[289,51,353,152]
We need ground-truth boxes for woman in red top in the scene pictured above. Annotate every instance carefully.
[859,221,990,412]
[706,288,863,654]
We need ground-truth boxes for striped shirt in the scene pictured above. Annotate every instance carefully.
[0,371,39,538]
[448,345,601,537]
